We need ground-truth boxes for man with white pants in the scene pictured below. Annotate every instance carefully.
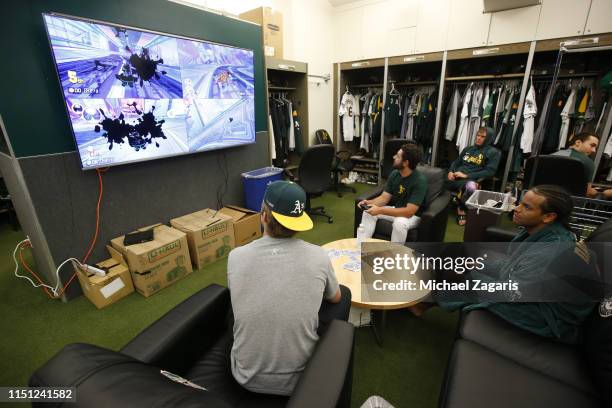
[357,142,428,243]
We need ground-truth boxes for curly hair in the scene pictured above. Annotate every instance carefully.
[400,142,423,170]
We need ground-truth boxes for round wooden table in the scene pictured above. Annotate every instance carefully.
[322,238,431,345]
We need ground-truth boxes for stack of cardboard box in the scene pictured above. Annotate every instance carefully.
[76,206,262,307]
[110,224,193,297]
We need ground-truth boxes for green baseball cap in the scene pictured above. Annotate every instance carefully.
[263,181,313,231]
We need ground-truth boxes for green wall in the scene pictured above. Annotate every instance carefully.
[0,0,266,158]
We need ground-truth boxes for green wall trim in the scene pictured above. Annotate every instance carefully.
[0,0,266,158]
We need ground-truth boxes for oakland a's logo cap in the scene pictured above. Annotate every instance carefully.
[263,181,313,231]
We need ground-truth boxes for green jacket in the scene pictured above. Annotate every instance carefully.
[441,222,595,344]
[449,127,501,180]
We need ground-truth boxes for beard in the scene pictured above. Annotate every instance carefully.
[393,162,405,170]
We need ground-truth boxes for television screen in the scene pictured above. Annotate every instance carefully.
[42,13,256,169]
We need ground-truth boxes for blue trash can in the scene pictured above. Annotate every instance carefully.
[241,167,284,212]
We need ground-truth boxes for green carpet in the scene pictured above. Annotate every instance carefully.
[0,184,460,407]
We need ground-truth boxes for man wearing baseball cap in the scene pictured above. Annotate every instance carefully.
[227,181,350,396]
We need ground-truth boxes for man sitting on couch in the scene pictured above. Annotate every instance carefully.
[357,142,428,243]
[411,185,596,344]
[228,181,349,396]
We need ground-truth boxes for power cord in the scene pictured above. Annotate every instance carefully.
[14,167,108,299]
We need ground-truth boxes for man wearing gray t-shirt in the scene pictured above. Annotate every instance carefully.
[228,181,350,396]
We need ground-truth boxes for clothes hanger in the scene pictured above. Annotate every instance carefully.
[389,82,399,96]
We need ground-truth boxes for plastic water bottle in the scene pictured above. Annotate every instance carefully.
[356,223,366,244]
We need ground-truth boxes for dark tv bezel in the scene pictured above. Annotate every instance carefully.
[42,12,256,170]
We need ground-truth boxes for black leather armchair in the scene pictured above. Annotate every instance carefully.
[354,165,450,242]
[297,144,336,223]
[30,284,355,408]
[438,218,612,408]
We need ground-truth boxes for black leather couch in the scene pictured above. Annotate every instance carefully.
[354,165,450,242]
[438,218,612,408]
[30,284,355,408]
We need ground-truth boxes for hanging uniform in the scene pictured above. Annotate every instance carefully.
[456,86,473,152]
[445,88,460,141]
[269,98,287,166]
[480,85,490,127]
[287,100,295,151]
[353,96,361,139]
[339,92,358,142]
[384,93,402,136]
[495,88,514,146]
[405,93,418,141]
[541,86,567,154]
[292,111,304,156]
[360,92,373,151]
[558,88,577,149]
[400,94,411,139]
[418,93,437,152]
[494,86,507,133]
[468,84,484,147]
[520,83,537,154]
[482,87,497,129]
[371,94,383,147]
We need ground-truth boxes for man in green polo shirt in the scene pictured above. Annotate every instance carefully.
[358,142,428,243]
[554,132,599,197]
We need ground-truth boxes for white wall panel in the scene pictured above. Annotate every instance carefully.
[536,0,590,40]
[446,0,491,49]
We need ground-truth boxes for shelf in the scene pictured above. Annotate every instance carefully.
[269,86,297,91]
[349,83,384,89]
[445,73,525,81]
[530,72,601,79]
[350,155,378,163]
[394,80,439,86]
[353,167,379,174]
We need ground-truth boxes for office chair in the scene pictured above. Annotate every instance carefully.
[315,129,356,197]
[381,139,406,179]
[297,144,335,223]
[524,155,587,196]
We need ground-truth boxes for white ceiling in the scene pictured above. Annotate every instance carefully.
[328,0,363,6]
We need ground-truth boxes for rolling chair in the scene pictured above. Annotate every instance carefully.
[297,144,335,223]
[524,155,587,196]
[315,129,356,197]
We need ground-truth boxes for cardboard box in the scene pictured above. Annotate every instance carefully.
[170,209,235,270]
[110,224,193,297]
[219,205,262,247]
[239,7,283,58]
[76,246,134,309]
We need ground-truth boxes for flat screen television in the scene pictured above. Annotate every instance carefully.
[42,13,256,170]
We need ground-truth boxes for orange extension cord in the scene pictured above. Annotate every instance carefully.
[19,167,108,299]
